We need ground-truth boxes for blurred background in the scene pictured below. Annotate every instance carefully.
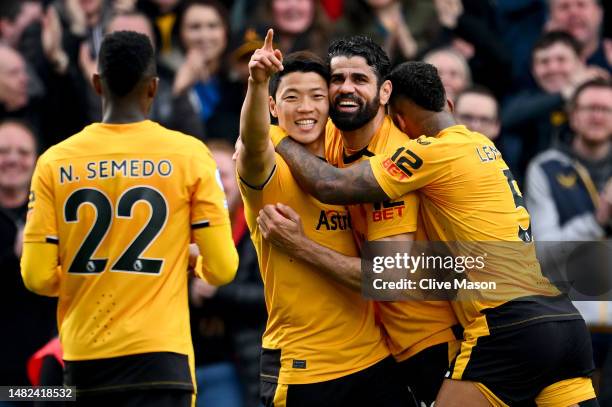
[0,0,610,406]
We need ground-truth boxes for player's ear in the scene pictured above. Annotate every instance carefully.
[446,98,455,113]
[379,79,392,105]
[92,73,102,96]
[148,77,159,99]
[269,95,278,118]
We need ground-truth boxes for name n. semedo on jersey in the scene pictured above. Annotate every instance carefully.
[59,159,173,183]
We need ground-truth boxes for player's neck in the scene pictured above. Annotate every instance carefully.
[340,109,385,151]
[416,112,457,138]
[0,187,28,209]
[102,102,148,124]
[303,133,325,157]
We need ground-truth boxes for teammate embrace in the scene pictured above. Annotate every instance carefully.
[239,30,599,407]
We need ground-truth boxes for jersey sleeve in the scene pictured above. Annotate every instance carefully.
[369,136,444,200]
[23,154,59,244]
[364,192,420,241]
[190,145,231,230]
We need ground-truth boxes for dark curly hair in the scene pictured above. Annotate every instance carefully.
[327,35,390,85]
[98,31,156,97]
[387,61,446,112]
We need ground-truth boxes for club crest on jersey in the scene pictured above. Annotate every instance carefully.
[372,200,405,222]
[316,209,351,231]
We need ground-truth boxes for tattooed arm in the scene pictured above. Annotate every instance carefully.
[276,137,389,204]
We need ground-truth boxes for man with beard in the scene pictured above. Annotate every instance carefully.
[262,61,597,406]
[259,36,459,406]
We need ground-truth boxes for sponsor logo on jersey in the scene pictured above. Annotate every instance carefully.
[372,200,405,222]
[316,209,351,231]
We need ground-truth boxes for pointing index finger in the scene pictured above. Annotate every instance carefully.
[264,28,274,51]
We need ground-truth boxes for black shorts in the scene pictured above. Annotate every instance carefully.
[64,351,194,406]
[396,340,459,405]
[260,355,415,407]
[450,319,595,405]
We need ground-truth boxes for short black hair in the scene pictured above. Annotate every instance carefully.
[98,30,156,97]
[569,78,612,109]
[532,31,582,59]
[269,51,329,100]
[388,62,446,112]
[328,36,390,85]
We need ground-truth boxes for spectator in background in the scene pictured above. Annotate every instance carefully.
[173,0,243,143]
[496,0,548,91]
[525,78,612,404]
[190,140,266,407]
[0,120,56,389]
[547,0,611,73]
[428,0,513,99]
[454,85,501,141]
[0,45,31,118]
[501,31,609,184]
[137,0,182,68]
[0,0,43,49]
[251,0,331,58]
[423,47,471,102]
[334,0,438,63]
[78,11,205,138]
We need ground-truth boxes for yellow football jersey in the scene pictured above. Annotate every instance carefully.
[23,120,230,361]
[325,117,458,361]
[239,142,389,384]
[369,125,571,328]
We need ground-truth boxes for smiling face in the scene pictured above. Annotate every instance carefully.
[0,122,36,193]
[532,41,581,93]
[328,56,386,131]
[272,0,315,35]
[270,71,329,145]
[180,4,227,61]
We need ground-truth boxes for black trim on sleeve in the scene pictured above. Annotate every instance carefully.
[191,220,210,230]
[46,236,59,244]
[239,165,277,190]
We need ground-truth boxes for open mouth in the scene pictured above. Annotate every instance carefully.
[295,119,317,131]
[335,99,361,113]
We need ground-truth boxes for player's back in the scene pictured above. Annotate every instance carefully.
[30,120,221,360]
[371,125,579,328]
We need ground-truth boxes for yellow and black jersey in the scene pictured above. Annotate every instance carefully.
[24,120,229,361]
[325,117,458,361]
[369,125,580,329]
[239,139,389,384]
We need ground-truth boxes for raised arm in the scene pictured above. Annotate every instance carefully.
[275,136,388,204]
[237,29,284,187]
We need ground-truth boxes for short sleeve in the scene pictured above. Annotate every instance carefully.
[23,155,59,244]
[364,192,420,241]
[190,146,231,230]
[370,136,442,200]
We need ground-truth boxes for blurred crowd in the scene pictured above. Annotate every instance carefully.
[0,0,611,406]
